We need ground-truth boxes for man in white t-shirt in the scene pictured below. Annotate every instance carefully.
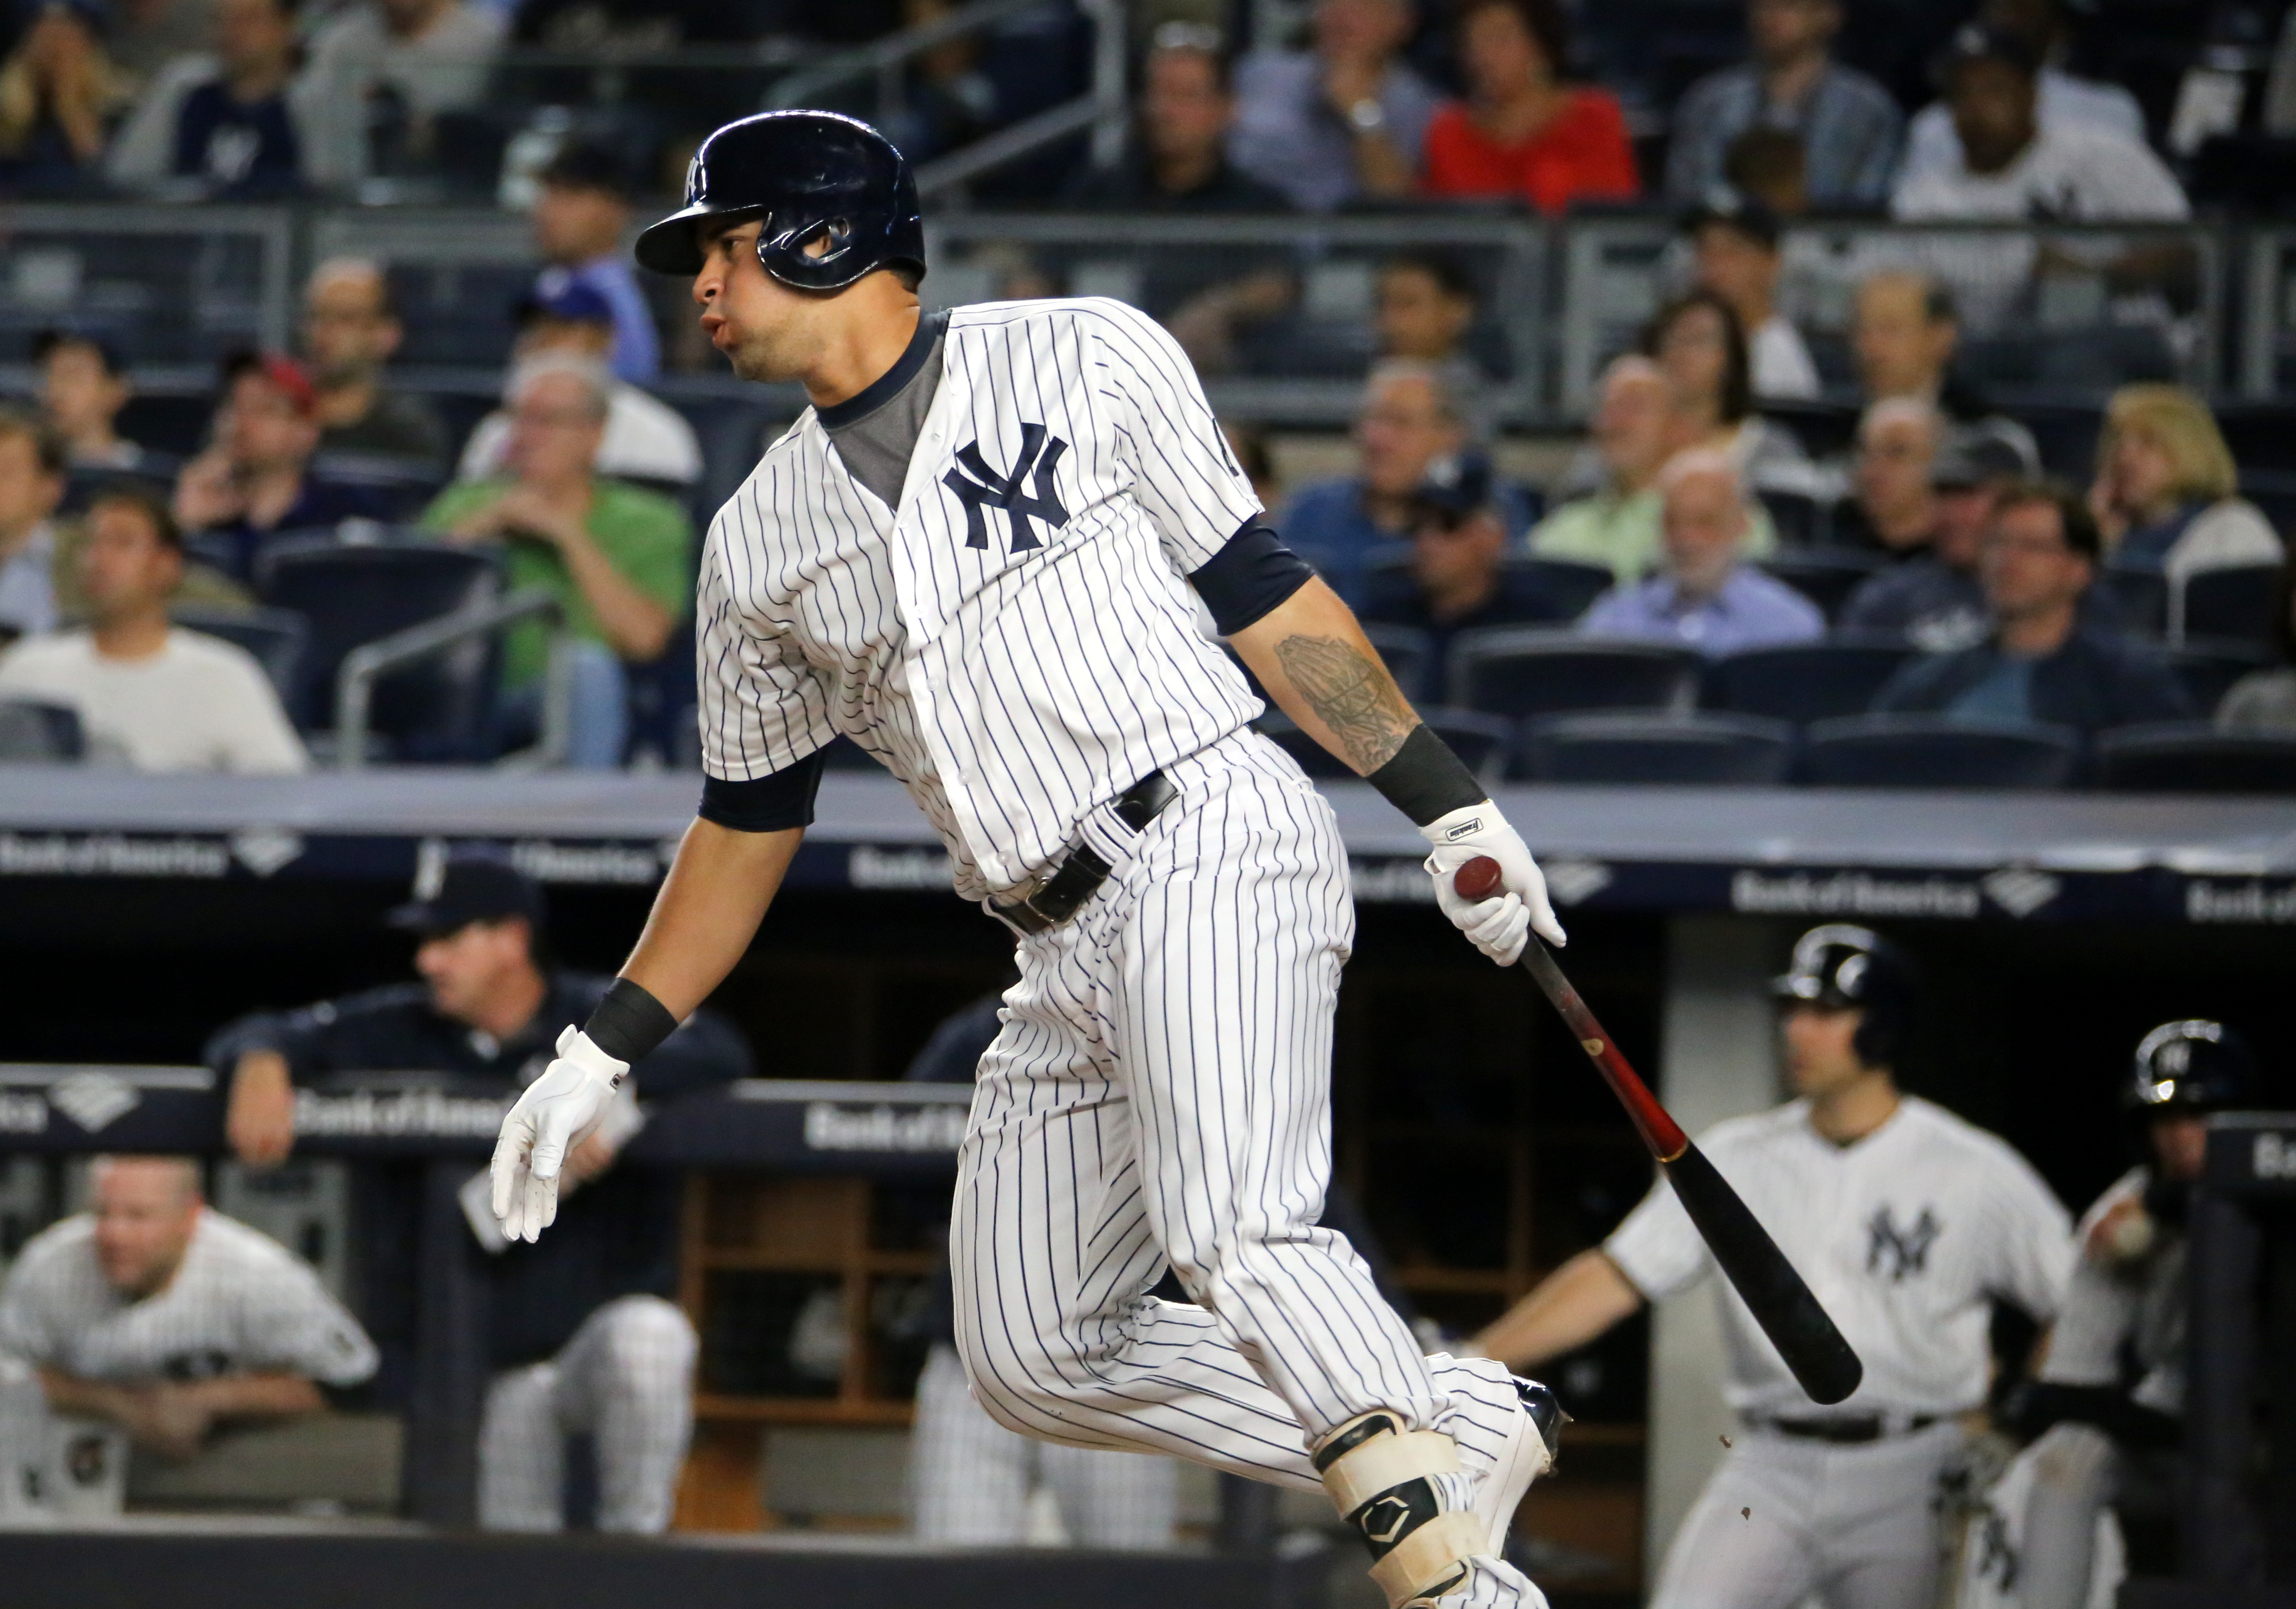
[455,277,701,491]
[1473,925,2074,1609]
[1686,192,1820,401]
[1900,0,2147,189]
[1892,26,2187,223]
[0,1155,376,1517]
[0,488,306,773]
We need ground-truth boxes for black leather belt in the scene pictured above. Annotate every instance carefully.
[993,771,1177,935]
[1748,1413,1940,1445]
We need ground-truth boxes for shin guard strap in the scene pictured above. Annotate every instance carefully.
[1317,1422,1462,1516]
[1366,1510,1486,1607]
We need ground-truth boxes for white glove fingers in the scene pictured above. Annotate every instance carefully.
[1528,896,1567,949]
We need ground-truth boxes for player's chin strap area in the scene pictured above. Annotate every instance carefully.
[1313,1412,1488,1608]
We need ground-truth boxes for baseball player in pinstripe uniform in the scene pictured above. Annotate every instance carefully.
[490,109,1568,1608]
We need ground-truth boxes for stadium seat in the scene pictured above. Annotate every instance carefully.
[1755,400,1858,461]
[1446,628,1701,719]
[2238,472,2296,543]
[2178,564,2281,646]
[2099,567,2167,637]
[0,699,83,762]
[2096,724,2296,794]
[1755,488,1830,547]
[1700,637,1913,725]
[2217,408,2296,475]
[1511,712,1794,784]
[172,606,307,704]
[1257,708,1509,782]
[2165,643,2272,716]
[1759,550,1883,623]
[1802,715,2081,790]
[1360,624,1436,704]
[1501,555,1616,620]
[255,538,502,757]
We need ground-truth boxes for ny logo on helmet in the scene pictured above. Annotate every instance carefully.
[943,423,1070,553]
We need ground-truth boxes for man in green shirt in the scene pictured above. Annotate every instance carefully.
[421,359,690,767]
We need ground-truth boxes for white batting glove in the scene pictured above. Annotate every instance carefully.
[1421,802,1567,965]
[489,1026,627,1243]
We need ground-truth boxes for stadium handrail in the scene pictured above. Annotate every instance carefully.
[334,588,566,772]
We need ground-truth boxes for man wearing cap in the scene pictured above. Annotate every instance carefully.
[453,276,701,489]
[1360,450,1585,694]
[1473,925,2073,1609]
[1840,428,2023,650]
[1685,194,1817,403]
[206,856,751,1533]
[531,142,658,383]
[172,351,387,584]
[1577,450,1818,657]
[1891,25,2186,223]
[1983,1020,2253,1607]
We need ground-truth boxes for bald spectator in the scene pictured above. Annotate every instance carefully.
[106,0,333,195]
[1664,0,1901,211]
[301,258,445,469]
[1685,192,1817,401]
[0,409,68,641]
[422,360,690,768]
[0,488,306,772]
[1901,0,2145,190]
[1892,27,2186,223]
[1276,359,1534,604]
[1227,0,1437,212]
[173,352,384,584]
[1579,451,1821,655]
[1873,481,2189,734]
[1842,430,2023,650]
[0,1156,375,1516]
[1835,398,1943,556]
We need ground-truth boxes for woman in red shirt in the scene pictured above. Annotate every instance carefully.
[1421,0,1638,215]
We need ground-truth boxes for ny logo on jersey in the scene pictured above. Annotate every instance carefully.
[1865,1204,1942,1281]
[943,422,1070,553]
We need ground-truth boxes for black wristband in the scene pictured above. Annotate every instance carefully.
[1364,723,1487,827]
[584,978,679,1067]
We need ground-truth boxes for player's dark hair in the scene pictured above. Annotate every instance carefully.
[0,405,66,478]
[886,263,923,294]
[1380,252,1479,307]
[1996,478,2100,561]
[1639,288,1752,426]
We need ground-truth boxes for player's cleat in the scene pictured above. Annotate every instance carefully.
[1468,1377,1565,1563]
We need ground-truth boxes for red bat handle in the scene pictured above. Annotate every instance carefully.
[1451,854,1689,1160]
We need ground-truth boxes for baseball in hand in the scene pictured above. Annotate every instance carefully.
[1453,855,1504,903]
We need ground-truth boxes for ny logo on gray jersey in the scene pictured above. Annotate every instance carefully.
[943,422,1070,553]
[1865,1204,1941,1281]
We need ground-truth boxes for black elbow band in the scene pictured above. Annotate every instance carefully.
[1189,520,1315,635]
[1365,724,1487,827]
[585,978,679,1066]
[699,750,827,832]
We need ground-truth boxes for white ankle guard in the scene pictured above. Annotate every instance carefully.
[1314,1412,1488,1608]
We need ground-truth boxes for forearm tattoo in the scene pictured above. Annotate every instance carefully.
[1273,633,1418,774]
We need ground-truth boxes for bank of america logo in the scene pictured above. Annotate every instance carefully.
[944,423,1070,553]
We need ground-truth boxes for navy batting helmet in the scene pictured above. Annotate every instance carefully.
[633,110,926,292]
[1772,924,1919,1070]
[2127,1019,2253,1113]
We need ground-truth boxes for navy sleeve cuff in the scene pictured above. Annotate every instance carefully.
[699,750,828,833]
[1188,519,1315,636]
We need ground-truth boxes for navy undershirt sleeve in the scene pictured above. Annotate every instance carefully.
[698,750,829,832]
[1187,519,1316,636]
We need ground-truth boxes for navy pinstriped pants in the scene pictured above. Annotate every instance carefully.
[950,730,1526,1499]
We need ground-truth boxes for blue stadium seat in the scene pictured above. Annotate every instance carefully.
[1759,550,1883,623]
[1501,555,1615,620]
[1511,712,1794,784]
[1360,624,1436,705]
[0,699,83,762]
[1446,628,1701,719]
[1700,637,1913,725]
[171,606,307,704]
[1803,716,2080,790]
[2096,723,2296,794]
[1256,708,1509,782]
[255,538,502,757]
[2179,564,2281,646]
[2100,567,2167,637]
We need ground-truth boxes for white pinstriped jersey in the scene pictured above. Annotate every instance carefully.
[696,297,1266,900]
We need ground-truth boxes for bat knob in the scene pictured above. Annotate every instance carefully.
[1452,855,1504,903]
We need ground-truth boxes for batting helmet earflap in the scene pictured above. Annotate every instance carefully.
[633,110,926,292]
[1772,924,1919,1070]
[2127,1019,2254,1114]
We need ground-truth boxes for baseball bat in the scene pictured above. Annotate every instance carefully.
[1453,855,1864,1406]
